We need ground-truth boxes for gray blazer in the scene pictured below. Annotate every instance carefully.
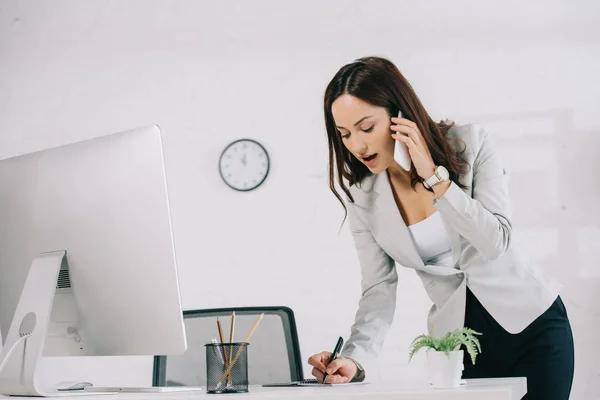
[339,124,562,379]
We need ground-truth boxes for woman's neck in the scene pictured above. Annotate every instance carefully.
[387,163,412,185]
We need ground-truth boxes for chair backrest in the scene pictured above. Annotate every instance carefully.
[153,306,304,387]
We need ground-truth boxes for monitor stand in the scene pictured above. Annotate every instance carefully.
[0,251,102,397]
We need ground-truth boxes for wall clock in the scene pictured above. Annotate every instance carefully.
[218,139,270,191]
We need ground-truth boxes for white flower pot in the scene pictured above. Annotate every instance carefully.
[426,349,464,389]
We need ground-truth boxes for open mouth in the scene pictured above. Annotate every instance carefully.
[361,153,378,166]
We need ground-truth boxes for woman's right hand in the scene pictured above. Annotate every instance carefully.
[307,351,358,384]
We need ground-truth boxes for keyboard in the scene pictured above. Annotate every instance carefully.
[84,386,203,393]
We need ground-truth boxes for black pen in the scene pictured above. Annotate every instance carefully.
[322,336,344,384]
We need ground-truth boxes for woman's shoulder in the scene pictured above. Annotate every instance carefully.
[347,173,377,205]
[446,123,492,162]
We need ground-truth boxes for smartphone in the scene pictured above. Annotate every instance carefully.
[393,110,411,171]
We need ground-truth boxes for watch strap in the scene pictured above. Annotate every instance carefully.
[424,169,442,189]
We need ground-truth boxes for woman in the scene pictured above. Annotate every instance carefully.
[308,56,574,400]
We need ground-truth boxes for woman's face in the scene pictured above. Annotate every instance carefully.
[331,94,395,174]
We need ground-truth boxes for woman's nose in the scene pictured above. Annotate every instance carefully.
[349,137,367,156]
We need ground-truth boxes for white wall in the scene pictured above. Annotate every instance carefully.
[1,0,599,398]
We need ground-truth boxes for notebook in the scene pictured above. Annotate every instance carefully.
[262,379,368,387]
[263,379,328,387]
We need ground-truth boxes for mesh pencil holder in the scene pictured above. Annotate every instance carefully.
[205,342,249,394]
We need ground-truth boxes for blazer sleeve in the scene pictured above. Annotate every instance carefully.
[433,125,512,260]
[339,200,397,382]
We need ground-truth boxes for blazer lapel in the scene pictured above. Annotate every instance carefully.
[371,172,425,270]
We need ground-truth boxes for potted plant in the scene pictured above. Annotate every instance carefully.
[408,327,482,389]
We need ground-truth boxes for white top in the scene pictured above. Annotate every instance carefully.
[408,211,453,266]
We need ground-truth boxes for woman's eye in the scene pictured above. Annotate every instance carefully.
[362,126,374,133]
[341,132,351,139]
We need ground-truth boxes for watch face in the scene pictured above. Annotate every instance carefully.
[438,165,450,180]
[219,139,270,191]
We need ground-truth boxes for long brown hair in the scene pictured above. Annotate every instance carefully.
[324,56,469,221]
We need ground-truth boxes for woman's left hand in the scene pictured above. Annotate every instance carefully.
[390,117,436,180]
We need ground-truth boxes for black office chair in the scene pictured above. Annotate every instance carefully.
[152,306,305,387]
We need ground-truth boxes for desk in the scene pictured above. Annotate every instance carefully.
[169,378,525,399]
[1,378,524,400]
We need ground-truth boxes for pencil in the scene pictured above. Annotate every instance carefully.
[229,311,236,344]
[216,318,228,362]
[228,312,236,382]
[218,313,264,384]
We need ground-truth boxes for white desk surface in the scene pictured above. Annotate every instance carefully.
[2,378,525,400]
[150,378,526,400]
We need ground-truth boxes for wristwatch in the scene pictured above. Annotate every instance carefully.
[349,359,365,382]
[423,165,450,189]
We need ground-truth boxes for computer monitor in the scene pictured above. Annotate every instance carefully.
[0,125,187,396]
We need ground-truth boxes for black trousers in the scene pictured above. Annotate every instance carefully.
[462,288,574,400]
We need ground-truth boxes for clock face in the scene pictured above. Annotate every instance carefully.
[219,139,270,191]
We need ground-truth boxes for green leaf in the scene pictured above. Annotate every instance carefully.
[408,327,483,364]
[408,335,437,362]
